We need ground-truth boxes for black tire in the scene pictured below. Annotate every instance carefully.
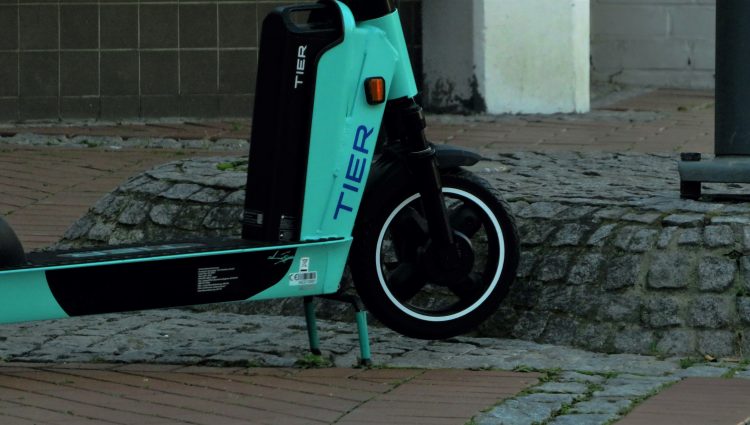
[0,217,26,268]
[350,168,519,340]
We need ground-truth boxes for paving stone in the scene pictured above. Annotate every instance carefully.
[188,187,228,203]
[741,257,750,293]
[613,328,655,355]
[698,257,737,292]
[534,382,589,394]
[117,200,149,225]
[149,204,181,226]
[627,228,658,252]
[593,208,628,220]
[174,206,212,231]
[552,223,590,246]
[160,183,203,200]
[571,398,631,415]
[559,372,606,385]
[521,222,557,246]
[512,311,549,340]
[519,202,568,219]
[622,212,661,224]
[677,228,703,246]
[476,398,558,425]
[738,297,750,325]
[675,365,731,378]
[536,254,571,282]
[519,393,578,405]
[704,225,735,247]
[224,190,245,205]
[567,254,604,285]
[148,138,182,149]
[613,226,640,250]
[587,224,618,247]
[663,214,704,227]
[63,215,96,240]
[642,297,682,328]
[131,180,173,196]
[557,205,600,220]
[711,216,750,225]
[540,317,578,346]
[593,379,666,398]
[109,228,145,245]
[688,296,731,329]
[573,323,612,352]
[696,330,735,357]
[648,252,690,289]
[203,206,243,229]
[605,255,641,290]
[598,295,641,322]
[657,227,677,248]
[548,413,618,425]
[87,222,115,241]
[516,250,539,279]
[92,194,129,218]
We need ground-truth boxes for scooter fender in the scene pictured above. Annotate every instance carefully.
[362,144,483,202]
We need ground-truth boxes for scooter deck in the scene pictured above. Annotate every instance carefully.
[0,237,349,324]
[7,238,299,271]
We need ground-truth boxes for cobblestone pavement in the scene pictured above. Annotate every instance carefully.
[2,88,748,424]
[1,309,749,424]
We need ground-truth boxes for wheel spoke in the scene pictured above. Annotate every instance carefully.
[448,272,485,303]
[449,203,483,238]
[388,262,428,301]
[390,206,429,261]
[383,261,401,272]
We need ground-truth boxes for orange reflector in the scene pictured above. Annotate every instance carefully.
[365,77,386,105]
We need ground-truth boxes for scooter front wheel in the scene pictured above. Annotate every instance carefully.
[350,169,519,340]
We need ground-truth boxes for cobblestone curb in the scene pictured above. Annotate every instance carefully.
[59,152,750,358]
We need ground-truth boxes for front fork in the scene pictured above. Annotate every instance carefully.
[384,97,458,263]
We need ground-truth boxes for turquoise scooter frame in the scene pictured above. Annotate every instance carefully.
[0,0,520,366]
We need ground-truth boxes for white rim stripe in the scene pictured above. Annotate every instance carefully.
[374,187,506,322]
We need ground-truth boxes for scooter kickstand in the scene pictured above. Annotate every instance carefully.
[322,293,373,367]
[303,297,322,356]
[354,307,372,367]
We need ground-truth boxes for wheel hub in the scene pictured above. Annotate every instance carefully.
[419,231,475,285]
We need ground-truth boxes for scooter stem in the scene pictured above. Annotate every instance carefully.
[385,97,457,255]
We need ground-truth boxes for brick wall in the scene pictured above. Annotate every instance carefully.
[0,0,422,122]
[591,0,716,89]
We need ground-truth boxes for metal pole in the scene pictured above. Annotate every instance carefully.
[716,0,750,155]
[678,0,750,199]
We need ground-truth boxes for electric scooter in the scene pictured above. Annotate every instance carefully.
[0,0,520,365]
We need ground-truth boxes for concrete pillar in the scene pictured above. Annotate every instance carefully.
[422,0,590,114]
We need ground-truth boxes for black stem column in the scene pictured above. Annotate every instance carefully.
[716,0,750,155]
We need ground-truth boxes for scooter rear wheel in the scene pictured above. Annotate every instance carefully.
[350,169,519,340]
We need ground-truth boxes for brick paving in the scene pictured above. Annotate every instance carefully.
[617,378,750,425]
[0,363,537,425]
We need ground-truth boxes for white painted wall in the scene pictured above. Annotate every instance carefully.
[422,0,590,114]
[479,0,590,114]
[591,0,716,89]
